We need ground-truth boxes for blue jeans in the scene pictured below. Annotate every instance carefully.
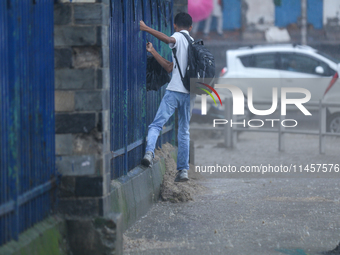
[146,90,194,171]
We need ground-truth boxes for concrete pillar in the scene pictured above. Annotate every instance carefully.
[54,0,111,218]
[54,1,122,254]
[301,0,307,45]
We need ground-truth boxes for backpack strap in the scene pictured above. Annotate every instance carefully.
[171,32,193,82]
[180,31,204,45]
[179,32,193,44]
[172,48,184,81]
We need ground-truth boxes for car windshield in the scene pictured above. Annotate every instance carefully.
[317,51,340,63]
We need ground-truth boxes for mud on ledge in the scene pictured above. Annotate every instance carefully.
[154,143,206,203]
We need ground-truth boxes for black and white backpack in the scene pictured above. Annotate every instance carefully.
[172,32,215,93]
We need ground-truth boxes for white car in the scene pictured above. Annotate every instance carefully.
[217,44,340,132]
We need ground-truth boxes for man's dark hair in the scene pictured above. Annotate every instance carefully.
[174,12,192,29]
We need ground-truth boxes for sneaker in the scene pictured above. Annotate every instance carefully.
[174,169,189,182]
[141,151,153,167]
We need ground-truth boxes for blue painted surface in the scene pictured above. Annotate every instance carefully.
[196,0,242,32]
[275,0,301,27]
[0,0,10,245]
[275,0,323,29]
[0,0,56,246]
[307,0,323,29]
[110,0,175,179]
[223,0,242,30]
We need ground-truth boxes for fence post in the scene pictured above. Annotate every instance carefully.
[123,0,129,175]
[278,100,285,151]
[224,96,233,148]
[319,100,326,154]
[232,113,238,147]
[301,0,307,45]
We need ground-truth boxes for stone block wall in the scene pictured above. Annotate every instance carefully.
[53,0,187,245]
[54,0,111,217]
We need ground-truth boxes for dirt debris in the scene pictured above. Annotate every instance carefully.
[154,143,206,203]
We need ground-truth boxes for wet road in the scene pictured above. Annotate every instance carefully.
[124,132,340,255]
[124,177,340,255]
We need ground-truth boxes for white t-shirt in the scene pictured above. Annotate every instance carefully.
[167,30,193,94]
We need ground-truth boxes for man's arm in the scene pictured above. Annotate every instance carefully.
[140,21,176,45]
[147,42,173,73]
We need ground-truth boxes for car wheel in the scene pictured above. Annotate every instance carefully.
[327,113,340,133]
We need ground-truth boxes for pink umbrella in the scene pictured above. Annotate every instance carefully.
[188,0,213,22]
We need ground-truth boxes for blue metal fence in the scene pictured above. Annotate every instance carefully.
[0,0,56,246]
[110,0,175,179]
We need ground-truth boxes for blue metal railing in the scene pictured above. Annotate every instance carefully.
[110,0,175,179]
[0,0,56,246]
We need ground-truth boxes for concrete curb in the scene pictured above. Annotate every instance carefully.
[109,147,177,232]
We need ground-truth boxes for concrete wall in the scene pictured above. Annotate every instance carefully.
[243,0,340,30]
[323,0,340,26]
[54,0,111,217]
[244,0,275,30]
